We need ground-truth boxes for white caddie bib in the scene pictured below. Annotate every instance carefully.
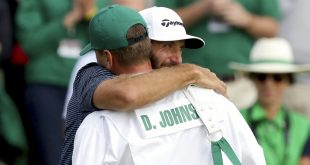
[135,95,203,138]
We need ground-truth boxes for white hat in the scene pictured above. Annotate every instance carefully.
[229,38,310,73]
[139,6,205,49]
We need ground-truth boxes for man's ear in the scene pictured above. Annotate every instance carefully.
[96,50,113,69]
[103,50,113,69]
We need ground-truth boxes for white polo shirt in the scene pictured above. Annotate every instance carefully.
[72,86,265,165]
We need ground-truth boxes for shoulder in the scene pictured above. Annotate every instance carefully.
[187,86,236,108]
[187,86,241,118]
[79,62,111,75]
[77,111,106,135]
[75,62,114,83]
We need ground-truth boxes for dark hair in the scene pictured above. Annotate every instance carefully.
[109,24,151,67]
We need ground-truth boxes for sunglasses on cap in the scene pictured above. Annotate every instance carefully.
[250,73,290,83]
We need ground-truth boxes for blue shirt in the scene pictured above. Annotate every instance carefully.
[59,63,114,165]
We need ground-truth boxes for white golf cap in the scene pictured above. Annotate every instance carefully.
[139,6,205,49]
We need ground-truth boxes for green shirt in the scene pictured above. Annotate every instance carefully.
[16,0,111,86]
[155,0,281,76]
[241,103,310,165]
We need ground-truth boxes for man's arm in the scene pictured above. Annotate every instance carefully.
[93,64,226,111]
[171,0,279,38]
[217,2,279,38]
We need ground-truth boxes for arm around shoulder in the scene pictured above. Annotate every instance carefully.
[93,64,227,111]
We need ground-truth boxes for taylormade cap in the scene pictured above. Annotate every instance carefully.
[139,6,204,49]
[80,5,148,55]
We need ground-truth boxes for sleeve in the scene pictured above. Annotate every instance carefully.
[15,0,67,56]
[72,64,114,112]
[259,0,281,20]
[62,52,97,119]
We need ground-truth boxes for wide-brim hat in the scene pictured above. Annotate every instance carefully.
[139,6,205,49]
[229,38,310,73]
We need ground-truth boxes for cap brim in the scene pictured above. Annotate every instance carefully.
[229,62,310,73]
[184,35,205,49]
[150,34,205,49]
[80,43,92,56]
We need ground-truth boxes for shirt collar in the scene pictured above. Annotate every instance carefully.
[251,103,286,129]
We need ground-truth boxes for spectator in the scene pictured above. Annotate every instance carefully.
[0,77,28,165]
[0,0,28,164]
[15,0,111,164]
[230,38,310,165]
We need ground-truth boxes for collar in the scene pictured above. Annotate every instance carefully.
[251,103,287,129]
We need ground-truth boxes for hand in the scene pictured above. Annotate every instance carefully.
[192,65,228,98]
[220,2,252,28]
[63,0,85,29]
[79,0,96,14]
[210,0,231,16]
[193,0,214,15]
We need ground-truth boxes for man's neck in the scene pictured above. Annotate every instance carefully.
[261,102,281,119]
[112,61,153,75]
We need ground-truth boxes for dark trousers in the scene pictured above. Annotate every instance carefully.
[25,84,66,165]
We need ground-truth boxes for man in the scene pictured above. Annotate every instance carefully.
[72,6,265,165]
[60,5,227,165]
[62,0,154,118]
[230,38,310,165]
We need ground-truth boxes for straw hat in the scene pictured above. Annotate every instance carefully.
[229,38,310,73]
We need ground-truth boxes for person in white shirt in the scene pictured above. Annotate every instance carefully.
[62,2,226,119]
[72,6,265,165]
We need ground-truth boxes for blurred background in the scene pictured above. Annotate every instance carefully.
[1,0,310,164]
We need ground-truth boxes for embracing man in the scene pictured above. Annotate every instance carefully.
[71,5,265,165]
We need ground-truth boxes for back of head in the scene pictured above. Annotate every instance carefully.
[110,24,151,67]
[80,5,151,66]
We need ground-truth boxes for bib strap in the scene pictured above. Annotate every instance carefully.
[182,87,242,165]
[212,138,241,165]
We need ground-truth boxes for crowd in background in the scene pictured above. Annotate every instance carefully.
[1,0,310,164]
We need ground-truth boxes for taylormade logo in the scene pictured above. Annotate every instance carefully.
[161,19,183,27]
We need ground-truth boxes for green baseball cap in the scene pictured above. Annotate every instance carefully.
[80,5,148,55]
